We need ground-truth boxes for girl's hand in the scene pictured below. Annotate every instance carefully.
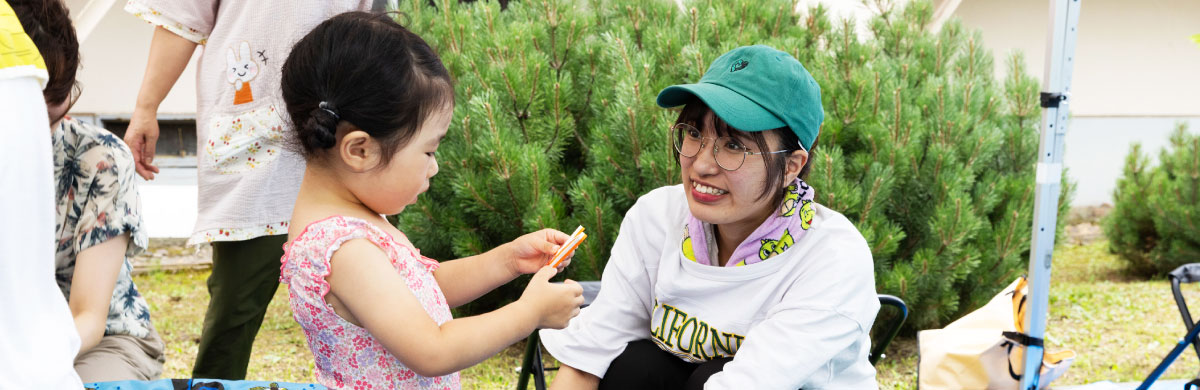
[519,267,584,329]
[505,228,574,276]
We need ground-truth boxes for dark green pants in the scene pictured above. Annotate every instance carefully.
[192,234,287,380]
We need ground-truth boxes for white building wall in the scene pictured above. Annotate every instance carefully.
[953,0,1200,117]
[953,0,1200,205]
[69,0,200,118]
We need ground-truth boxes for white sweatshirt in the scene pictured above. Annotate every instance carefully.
[0,74,84,388]
[540,185,880,389]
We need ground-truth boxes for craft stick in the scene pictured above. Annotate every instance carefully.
[548,233,585,268]
[548,228,587,268]
[555,226,584,258]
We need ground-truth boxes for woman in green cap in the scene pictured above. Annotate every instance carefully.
[539,45,880,389]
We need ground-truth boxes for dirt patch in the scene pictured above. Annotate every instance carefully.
[1066,222,1105,246]
[1067,204,1113,226]
[130,239,212,274]
[1064,205,1113,246]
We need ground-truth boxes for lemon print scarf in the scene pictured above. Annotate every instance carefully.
[681,179,816,267]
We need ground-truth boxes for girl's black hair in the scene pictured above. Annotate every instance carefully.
[282,11,454,163]
[673,100,816,206]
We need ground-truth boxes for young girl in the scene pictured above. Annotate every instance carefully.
[123,0,381,379]
[542,45,880,390]
[278,12,584,389]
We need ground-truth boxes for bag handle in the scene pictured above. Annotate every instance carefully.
[1013,276,1030,331]
[1002,331,1044,348]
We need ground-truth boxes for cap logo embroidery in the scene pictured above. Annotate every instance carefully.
[731,59,749,72]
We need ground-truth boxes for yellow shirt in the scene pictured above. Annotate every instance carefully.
[0,0,47,86]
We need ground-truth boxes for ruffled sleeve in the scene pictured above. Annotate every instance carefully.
[281,216,378,301]
[123,0,218,44]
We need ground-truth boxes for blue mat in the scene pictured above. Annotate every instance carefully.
[84,379,327,390]
[1055,379,1192,390]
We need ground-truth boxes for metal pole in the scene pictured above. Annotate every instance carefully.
[1020,0,1081,389]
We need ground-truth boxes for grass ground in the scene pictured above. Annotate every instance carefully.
[133,240,1200,389]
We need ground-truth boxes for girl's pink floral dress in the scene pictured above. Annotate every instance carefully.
[280,216,460,389]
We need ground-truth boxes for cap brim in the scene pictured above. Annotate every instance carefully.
[656,83,785,132]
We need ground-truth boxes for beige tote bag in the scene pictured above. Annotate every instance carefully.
[918,277,1076,389]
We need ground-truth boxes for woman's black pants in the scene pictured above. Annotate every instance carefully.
[598,339,733,390]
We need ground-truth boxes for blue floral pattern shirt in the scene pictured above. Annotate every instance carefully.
[53,118,153,338]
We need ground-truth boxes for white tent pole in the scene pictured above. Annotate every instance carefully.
[73,0,116,44]
[928,0,963,33]
[1020,0,1080,388]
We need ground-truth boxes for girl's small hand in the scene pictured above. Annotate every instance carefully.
[505,228,574,276]
[519,267,584,329]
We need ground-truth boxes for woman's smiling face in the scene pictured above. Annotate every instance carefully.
[679,110,791,231]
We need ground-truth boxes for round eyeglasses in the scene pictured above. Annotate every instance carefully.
[670,122,792,171]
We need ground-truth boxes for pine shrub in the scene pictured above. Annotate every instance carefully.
[1106,124,1200,276]
[397,0,1070,329]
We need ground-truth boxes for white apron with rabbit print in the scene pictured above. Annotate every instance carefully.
[126,0,374,245]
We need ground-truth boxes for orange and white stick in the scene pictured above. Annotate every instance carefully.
[567,226,584,239]
[547,226,587,268]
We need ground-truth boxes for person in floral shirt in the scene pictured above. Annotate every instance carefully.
[52,117,165,382]
[19,0,164,381]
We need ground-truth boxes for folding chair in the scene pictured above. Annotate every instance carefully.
[515,284,908,390]
[872,294,909,365]
[1138,263,1200,390]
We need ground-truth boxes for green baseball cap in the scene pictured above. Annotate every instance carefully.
[656,45,823,151]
